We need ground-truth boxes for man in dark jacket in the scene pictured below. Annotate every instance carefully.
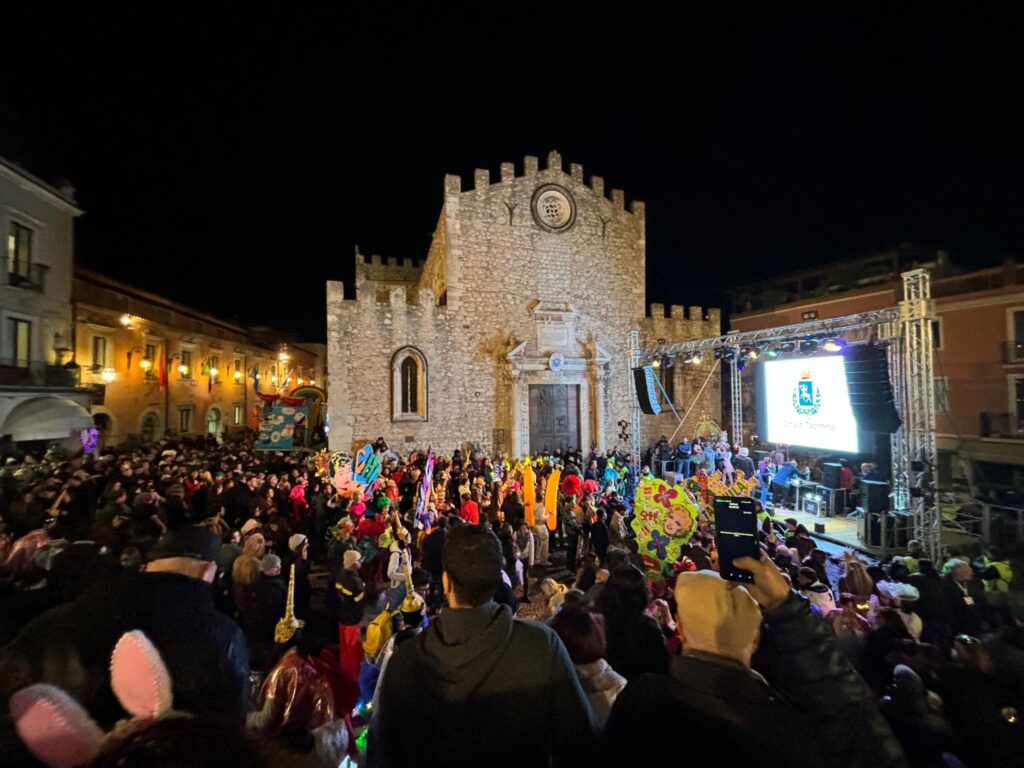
[371,525,596,767]
[603,555,907,768]
[0,526,250,731]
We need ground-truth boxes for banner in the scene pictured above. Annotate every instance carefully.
[631,476,701,577]
[256,402,308,450]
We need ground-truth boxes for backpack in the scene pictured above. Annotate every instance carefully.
[362,604,396,662]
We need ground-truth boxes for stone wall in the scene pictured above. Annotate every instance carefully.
[326,151,721,457]
[641,304,722,444]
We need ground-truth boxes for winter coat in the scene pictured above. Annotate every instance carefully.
[601,613,669,680]
[370,602,597,767]
[574,658,627,726]
[604,591,907,768]
[0,572,250,730]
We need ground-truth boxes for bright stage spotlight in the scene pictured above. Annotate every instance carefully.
[822,338,846,353]
[765,344,782,359]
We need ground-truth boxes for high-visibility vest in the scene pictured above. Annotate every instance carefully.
[983,558,1013,593]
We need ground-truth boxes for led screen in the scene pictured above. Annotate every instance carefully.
[761,355,859,452]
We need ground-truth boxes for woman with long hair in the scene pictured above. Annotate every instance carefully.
[595,565,669,679]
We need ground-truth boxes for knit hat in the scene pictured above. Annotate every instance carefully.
[288,534,308,552]
[877,581,920,602]
[148,526,221,563]
[343,550,362,569]
[260,554,282,575]
[675,570,762,666]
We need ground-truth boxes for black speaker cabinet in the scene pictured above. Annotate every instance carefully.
[860,478,890,515]
[844,345,901,433]
[821,462,842,489]
[632,366,661,415]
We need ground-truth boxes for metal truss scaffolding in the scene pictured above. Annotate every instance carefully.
[899,269,940,561]
[730,357,743,445]
[631,269,940,556]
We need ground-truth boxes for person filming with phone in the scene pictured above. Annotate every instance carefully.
[603,551,907,768]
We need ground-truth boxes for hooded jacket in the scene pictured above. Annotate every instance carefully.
[370,602,596,767]
[604,591,907,768]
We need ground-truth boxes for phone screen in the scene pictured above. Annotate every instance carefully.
[715,496,759,582]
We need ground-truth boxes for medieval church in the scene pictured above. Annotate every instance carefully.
[326,151,720,457]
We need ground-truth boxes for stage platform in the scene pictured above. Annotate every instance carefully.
[767,505,872,556]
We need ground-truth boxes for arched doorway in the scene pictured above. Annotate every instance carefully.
[92,412,112,447]
[206,407,222,441]
[139,411,162,443]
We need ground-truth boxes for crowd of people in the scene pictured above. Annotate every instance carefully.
[0,433,1021,767]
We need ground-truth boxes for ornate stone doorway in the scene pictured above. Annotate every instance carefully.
[528,384,579,454]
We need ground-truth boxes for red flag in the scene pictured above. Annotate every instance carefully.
[156,347,167,388]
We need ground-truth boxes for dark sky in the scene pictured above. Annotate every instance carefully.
[2,4,1021,341]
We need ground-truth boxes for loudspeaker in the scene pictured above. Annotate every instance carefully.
[632,366,661,415]
[821,487,847,516]
[860,478,890,514]
[821,462,842,489]
[844,345,901,433]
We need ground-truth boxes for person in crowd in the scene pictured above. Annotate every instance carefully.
[0,526,250,728]
[458,491,479,525]
[732,445,755,480]
[514,520,534,602]
[550,601,627,726]
[943,558,986,636]
[595,565,669,679]
[603,556,907,768]
[771,459,798,507]
[797,566,837,614]
[371,524,597,765]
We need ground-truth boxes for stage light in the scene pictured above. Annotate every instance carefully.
[745,347,759,360]
[685,352,702,365]
[799,337,818,355]
[651,357,661,369]
[766,344,782,359]
[662,354,675,368]
[822,338,846,353]
[736,359,746,372]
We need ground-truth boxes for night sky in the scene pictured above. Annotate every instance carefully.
[2,5,1021,341]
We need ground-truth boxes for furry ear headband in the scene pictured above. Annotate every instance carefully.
[11,630,176,768]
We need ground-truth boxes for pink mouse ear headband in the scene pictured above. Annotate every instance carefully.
[10,630,176,768]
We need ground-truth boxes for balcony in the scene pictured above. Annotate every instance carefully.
[6,263,49,292]
[981,412,1024,439]
[1003,340,1024,364]
[0,359,81,387]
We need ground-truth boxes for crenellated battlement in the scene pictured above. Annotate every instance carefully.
[645,303,719,323]
[442,150,642,216]
[354,245,423,285]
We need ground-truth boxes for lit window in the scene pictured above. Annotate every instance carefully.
[180,350,192,378]
[234,405,243,425]
[391,347,427,421]
[7,222,32,279]
[92,336,108,371]
[10,319,30,368]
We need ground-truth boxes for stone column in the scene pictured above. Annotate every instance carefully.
[592,363,607,452]
[508,366,522,458]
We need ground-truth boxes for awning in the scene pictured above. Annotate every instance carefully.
[1,396,94,442]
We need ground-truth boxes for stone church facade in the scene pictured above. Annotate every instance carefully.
[326,151,720,457]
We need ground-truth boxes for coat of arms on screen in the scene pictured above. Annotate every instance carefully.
[792,371,822,416]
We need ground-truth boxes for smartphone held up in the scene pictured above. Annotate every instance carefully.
[714,497,760,583]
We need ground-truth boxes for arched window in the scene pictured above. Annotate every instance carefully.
[392,347,427,421]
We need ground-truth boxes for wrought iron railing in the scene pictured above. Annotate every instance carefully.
[0,359,80,387]
[6,263,49,291]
